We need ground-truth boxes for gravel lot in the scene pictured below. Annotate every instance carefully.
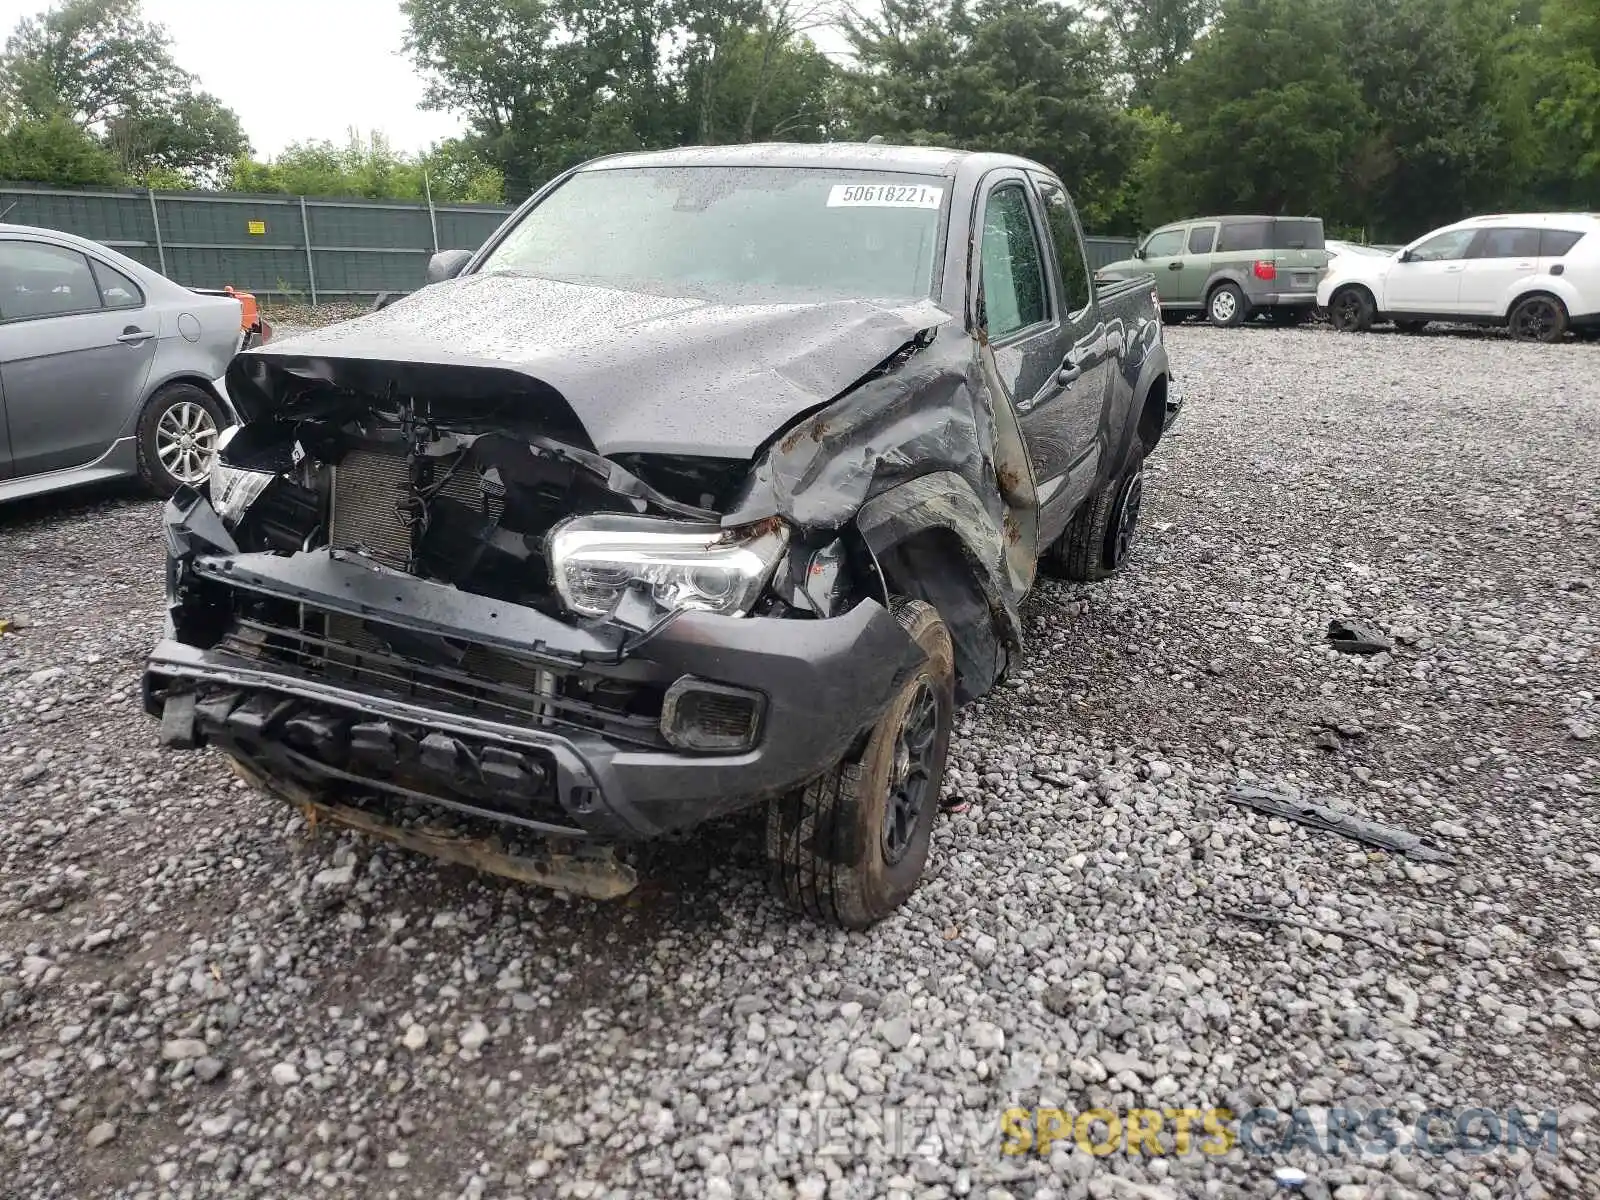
[2,324,1598,1200]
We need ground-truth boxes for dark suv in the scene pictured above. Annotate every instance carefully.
[1097,215,1332,327]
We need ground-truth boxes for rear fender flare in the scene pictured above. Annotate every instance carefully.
[1103,336,1171,474]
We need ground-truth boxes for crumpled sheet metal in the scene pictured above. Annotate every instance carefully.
[727,334,1037,648]
[225,274,953,459]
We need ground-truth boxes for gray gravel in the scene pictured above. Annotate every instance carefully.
[2,324,1598,1200]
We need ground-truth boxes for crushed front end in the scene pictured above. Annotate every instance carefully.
[143,364,923,886]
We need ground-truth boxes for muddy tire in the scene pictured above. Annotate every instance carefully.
[1040,443,1146,583]
[765,598,954,929]
[137,382,226,497]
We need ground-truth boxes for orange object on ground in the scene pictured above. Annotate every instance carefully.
[224,285,259,334]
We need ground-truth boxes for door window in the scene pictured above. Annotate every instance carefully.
[1407,229,1476,262]
[1033,177,1092,317]
[90,259,144,309]
[1142,229,1185,258]
[0,241,103,320]
[1187,225,1217,254]
[979,184,1049,338]
[1472,228,1541,259]
[1541,229,1586,257]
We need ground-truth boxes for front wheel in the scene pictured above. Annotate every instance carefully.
[1207,283,1248,327]
[766,597,954,929]
[1508,295,1568,343]
[1328,287,1375,333]
[137,383,226,497]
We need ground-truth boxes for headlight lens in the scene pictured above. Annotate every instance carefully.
[549,515,789,618]
[208,425,273,526]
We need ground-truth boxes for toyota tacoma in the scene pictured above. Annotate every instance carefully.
[144,143,1180,927]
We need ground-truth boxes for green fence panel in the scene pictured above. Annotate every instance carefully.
[0,185,155,251]
[434,206,513,253]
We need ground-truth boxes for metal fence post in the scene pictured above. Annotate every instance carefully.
[147,188,168,276]
[423,169,440,254]
[299,195,319,306]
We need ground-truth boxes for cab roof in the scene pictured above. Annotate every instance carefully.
[579,141,1046,179]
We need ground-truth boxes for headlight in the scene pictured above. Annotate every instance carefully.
[208,426,273,526]
[548,515,789,618]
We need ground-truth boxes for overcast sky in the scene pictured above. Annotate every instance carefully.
[12,0,467,157]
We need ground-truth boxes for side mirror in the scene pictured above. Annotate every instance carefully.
[1132,246,1145,260]
[1398,249,1416,264]
[426,249,473,285]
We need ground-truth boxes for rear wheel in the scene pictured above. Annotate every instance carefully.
[1328,287,1375,333]
[1207,283,1248,328]
[1508,294,1568,343]
[765,597,955,929]
[1040,443,1146,582]
[136,383,226,497]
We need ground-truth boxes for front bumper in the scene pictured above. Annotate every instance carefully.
[145,495,922,842]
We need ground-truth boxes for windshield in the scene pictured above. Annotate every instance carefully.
[477,166,946,303]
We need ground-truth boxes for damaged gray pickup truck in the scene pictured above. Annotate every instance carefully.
[143,143,1179,928]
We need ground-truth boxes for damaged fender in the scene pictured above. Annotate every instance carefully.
[725,327,1037,701]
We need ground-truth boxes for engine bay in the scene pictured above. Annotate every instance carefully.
[215,393,747,616]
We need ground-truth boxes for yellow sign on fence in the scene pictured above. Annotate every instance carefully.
[247,220,266,235]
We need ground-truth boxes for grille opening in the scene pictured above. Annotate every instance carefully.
[218,595,667,748]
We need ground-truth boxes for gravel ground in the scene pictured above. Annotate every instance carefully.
[2,324,1597,1200]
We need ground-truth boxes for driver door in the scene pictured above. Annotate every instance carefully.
[1385,228,1479,313]
[1140,227,1188,305]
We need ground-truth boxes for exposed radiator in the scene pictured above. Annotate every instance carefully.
[323,449,549,699]
[328,450,411,564]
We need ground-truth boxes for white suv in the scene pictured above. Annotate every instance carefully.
[1318,213,1599,342]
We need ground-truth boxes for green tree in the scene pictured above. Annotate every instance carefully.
[1141,0,1368,222]
[226,132,506,203]
[1516,0,1600,207]
[1102,0,1220,103]
[402,0,841,197]
[0,112,121,185]
[842,0,1145,228]
[0,0,248,185]
[1334,0,1518,241]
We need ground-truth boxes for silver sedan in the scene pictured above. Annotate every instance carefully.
[0,223,246,502]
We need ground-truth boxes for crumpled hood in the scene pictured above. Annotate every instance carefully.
[228,272,951,458]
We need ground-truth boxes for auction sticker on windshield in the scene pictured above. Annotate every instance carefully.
[827,183,943,209]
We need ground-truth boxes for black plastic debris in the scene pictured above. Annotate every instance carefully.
[1225,785,1456,864]
[1326,617,1391,655]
